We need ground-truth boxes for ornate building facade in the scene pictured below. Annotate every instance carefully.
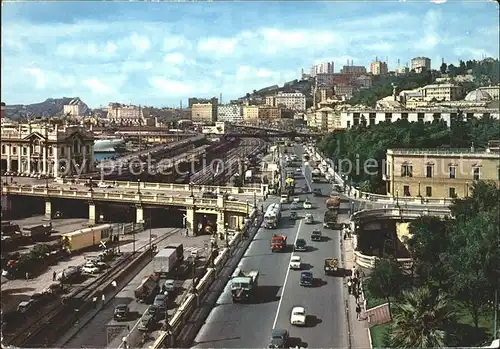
[1,121,94,177]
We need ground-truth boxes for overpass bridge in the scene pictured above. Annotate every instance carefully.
[2,181,267,235]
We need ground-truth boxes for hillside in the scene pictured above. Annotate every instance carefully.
[5,97,78,119]
[240,78,314,107]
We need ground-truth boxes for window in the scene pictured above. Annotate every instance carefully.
[403,185,411,196]
[369,113,376,125]
[449,187,456,198]
[22,147,27,155]
[426,165,433,178]
[473,167,480,180]
[401,164,413,177]
[417,113,425,122]
[49,146,53,156]
[433,113,441,121]
[425,186,432,197]
[401,113,408,120]
[12,146,17,155]
[449,166,456,179]
[346,121,351,128]
[466,113,474,121]
[483,113,491,118]
[61,147,65,156]
[1,145,5,154]
[353,118,359,126]
[385,113,392,122]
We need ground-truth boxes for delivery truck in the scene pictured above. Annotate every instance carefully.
[135,274,160,302]
[164,243,184,263]
[60,224,113,253]
[153,248,181,277]
[21,223,52,241]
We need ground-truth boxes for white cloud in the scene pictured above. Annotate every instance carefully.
[55,41,118,58]
[82,78,115,94]
[198,37,239,57]
[163,35,190,51]
[453,47,493,59]
[24,68,46,89]
[365,42,394,52]
[215,70,223,77]
[164,52,185,65]
[415,9,441,50]
[149,77,194,95]
[129,33,151,53]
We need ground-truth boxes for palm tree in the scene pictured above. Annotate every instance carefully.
[388,286,456,348]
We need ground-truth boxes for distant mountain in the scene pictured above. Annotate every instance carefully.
[5,97,78,119]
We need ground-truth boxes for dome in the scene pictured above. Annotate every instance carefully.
[464,89,493,102]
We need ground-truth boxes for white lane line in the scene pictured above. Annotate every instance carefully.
[302,166,312,192]
[272,219,303,329]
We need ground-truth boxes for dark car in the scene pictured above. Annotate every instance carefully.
[300,271,313,286]
[114,304,130,321]
[153,294,167,312]
[290,212,298,220]
[147,305,160,321]
[294,238,307,252]
[313,188,322,196]
[311,229,322,241]
[138,313,155,331]
[202,192,217,199]
[268,328,289,348]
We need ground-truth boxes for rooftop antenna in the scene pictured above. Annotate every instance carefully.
[397,58,401,68]
[220,93,223,104]
[376,56,378,62]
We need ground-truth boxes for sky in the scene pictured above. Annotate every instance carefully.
[1,1,499,108]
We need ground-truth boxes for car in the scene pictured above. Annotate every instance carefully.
[289,256,302,269]
[153,294,167,312]
[268,328,289,348]
[295,168,302,173]
[113,304,130,321]
[97,182,113,188]
[138,313,155,331]
[163,279,176,293]
[313,188,322,196]
[303,201,312,209]
[294,238,307,251]
[311,229,322,241]
[290,212,298,220]
[300,271,313,286]
[293,197,300,203]
[202,192,217,199]
[82,264,100,274]
[290,202,298,210]
[146,305,160,320]
[304,213,313,224]
[17,300,34,313]
[226,195,237,201]
[290,306,307,326]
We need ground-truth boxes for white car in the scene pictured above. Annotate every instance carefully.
[82,264,100,274]
[293,197,300,203]
[303,201,312,209]
[226,195,237,201]
[289,256,302,269]
[290,306,307,326]
[98,181,113,188]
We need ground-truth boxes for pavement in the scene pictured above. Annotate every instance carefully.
[192,145,349,348]
[59,229,214,348]
[0,226,154,314]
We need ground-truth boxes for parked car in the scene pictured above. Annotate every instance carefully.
[138,313,155,331]
[153,294,167,313]
[113,304,130,321]
[82,264,100,274]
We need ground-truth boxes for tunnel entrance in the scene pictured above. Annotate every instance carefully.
[197,213,217,236]
[4,196,45,219]
[142,206,184,229]
[51,198,89,219]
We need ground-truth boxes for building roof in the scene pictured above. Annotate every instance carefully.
[464,89,493,102]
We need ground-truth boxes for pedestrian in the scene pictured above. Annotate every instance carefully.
[101,293,105,306]
[347,278,353,295]
[353,288,359,301]
[52,271,56,281]
[111,280,117,288]
[25,272,29,280]
[356,303,362,320]
[92,296,97,308]
[351,265,356,278]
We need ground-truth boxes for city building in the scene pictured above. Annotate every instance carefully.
[370,59,388,75]
[420,83,464,102]
[266,92,306,111]
[217,104,243,123]
[201,121,226,135]
[258,106,282,120]
[188,97,218,108]
[63,98,89,117]
[191,103,217,124]
[354,75,373,89]
[306,107,342,132]
[243,105,259,122]
[332,73,354,85]
[1,121,94,177]
[334,84,355,99]
[477,85,500,100]
[411,56,431,73]
[385,143,500,199]
[1,102,5,119]
[315,73,335,87]
[107,103,144,124]
[314,86,334,105]
[340,65,367,76]
[395,66,410,75]
[310,62,334,77]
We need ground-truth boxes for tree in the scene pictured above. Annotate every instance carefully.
[407,216,452,289]
[365,257,407,318]
[440,62,448,74]
[388,286,456,348]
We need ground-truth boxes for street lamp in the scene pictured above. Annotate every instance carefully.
[89,176,94,192]
[246,200,249,218]
[418,181,421,197]
[189,182,194,198]
[396,190,400,207]
[137,178,141,195]
[253,191,257,210]
[465,182,469,197]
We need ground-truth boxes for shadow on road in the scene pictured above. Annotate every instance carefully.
[305,315,322,327]
[252,285,281,304]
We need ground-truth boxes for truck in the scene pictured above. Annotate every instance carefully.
[153,248,180,277]
[324,258,339,275]
[21,223,52,241]
[135,274,160,302]
[324,196,341,229]
[271,234,287,252]
[264,203,281,229]
[230,269,259,302]
[61,224,113,253]
[164,243,184,263]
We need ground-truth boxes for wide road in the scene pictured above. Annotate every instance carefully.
[193,144,348,348]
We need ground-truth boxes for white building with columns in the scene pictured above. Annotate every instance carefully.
[1,121,94,177]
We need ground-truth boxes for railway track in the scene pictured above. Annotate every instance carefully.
[3,228,184,347]
[190,138,265,185]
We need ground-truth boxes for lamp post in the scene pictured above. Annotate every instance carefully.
[253,191,257,210]
[465,182,469,197]
[246,200,249,218]
[89,176,94,192]
[418,181,421,197]
[137,179,141,195]
[189,182,194,198]
[396,190,399,207]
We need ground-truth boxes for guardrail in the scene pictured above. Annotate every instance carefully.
[2,186,255,214]
[310,148,454,207]
[149,209,255,349]
[351,207,452,222]
[354,250,413,270]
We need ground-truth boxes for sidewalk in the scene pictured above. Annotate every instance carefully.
[340,217,373,349]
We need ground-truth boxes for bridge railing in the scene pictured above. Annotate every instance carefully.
[352,207,452,221]
[2,186,251,214]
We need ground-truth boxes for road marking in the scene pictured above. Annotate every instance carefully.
[272,219,302,329]
[302,166,312,192]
